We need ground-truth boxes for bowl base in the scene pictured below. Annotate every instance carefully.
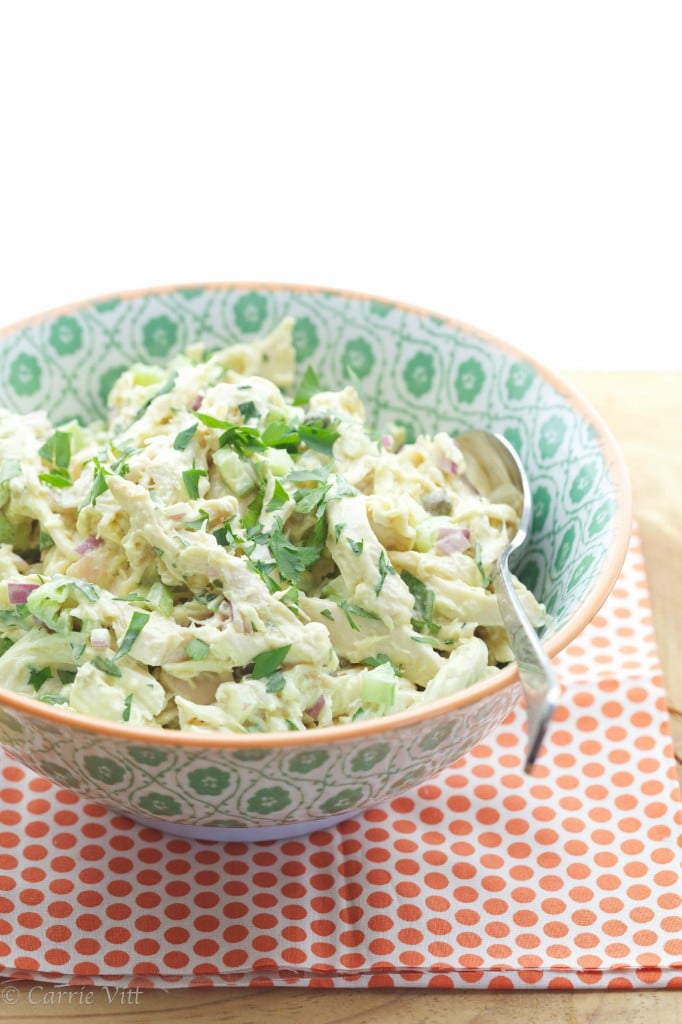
[126,808,363,843]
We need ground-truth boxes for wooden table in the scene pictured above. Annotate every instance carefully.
[4,371,681,1023]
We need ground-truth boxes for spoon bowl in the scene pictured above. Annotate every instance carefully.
[456,430,562,772]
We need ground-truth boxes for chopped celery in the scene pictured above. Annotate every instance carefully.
[265,447,294,477]
[131,364,166,387]
[361,663,396,708]
[0,513,33,551]
[414,522,438,552]
[213,448,257,496]
[146,582,174,617]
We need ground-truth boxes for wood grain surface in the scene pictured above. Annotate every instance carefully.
[2,371,681,1023]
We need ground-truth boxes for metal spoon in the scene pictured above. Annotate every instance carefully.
[455,430,561,773]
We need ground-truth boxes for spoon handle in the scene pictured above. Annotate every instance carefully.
[494,556,562,772]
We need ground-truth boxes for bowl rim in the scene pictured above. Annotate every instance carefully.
[0,280,633,748]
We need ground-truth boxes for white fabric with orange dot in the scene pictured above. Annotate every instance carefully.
[0,529,680,990]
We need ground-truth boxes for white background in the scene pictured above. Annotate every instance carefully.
[0,0,679,370]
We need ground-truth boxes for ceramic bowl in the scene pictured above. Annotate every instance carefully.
[0,283,631,841]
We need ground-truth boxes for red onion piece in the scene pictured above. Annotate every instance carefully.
[75,535,103,555]
[89,627,110,649]
[435,526,470,555]
[7,582,39,605]
[191,394,204,411]
[380,434,394,450]
[305,694,326,720]
[439,454,460,475]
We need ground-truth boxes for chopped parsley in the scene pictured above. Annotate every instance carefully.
[260,420,300,450]
[400,570,437,632]
[348,538,364,555]
[82,459,109,507]
[115,610,149,661]
[122,693,133,722]
[238,400,259,421]
[173,422,198,451]
[336,599,381,631]
[265,479,289,512]
[38,467,72,489]
[293,365,321,406]
[264,671,286,694]
[92,656,122,677]
[39,430,71,468]
[246,557,281,593]
[39,693,68,706]
[110,445,136,477]
[185,510,210,531]
[28,666,51,691]
[182,464,207,500]
[475,541,492,588]
[251,644,291,678]
[299,418,340,455]
[213,521,240,548]
[294,479,331,516]
[376,549,396,596]
[241,485,265,531]
[269,516,324,584]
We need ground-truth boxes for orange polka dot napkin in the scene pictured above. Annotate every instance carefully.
[0,530,681,991]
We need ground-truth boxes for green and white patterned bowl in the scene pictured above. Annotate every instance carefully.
[0,283,631,841]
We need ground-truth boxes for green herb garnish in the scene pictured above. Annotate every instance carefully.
[336,599,381,631]
[28,666,51,691]
[82,459,109,507]
[265,479,290,512]
[122,693,133,722]
[219,424,265,456]
[173,422,198,451]
[261,420,300,450]
[400,570,436,630]
[185,510,210,531]
[213,521,240,548]
[376,549,396,596]
[115,610,149,661]
[182,465,208,500]
[39,468,72,489]
[475,541,492,588]
[246,557,281,593]
[238,400,259,421]
[293,365,321,406]
[265,671,286,694]
[294,480,331,516]
[299,419,340,455]
[251,644,291,679]
[92,657,122,677]
[269,517,324,584]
